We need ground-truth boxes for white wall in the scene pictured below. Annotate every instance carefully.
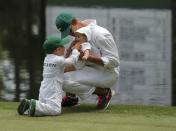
[46,6,172,105]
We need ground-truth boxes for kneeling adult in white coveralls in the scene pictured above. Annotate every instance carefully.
[17,36,80,116]
[56,12,120,109]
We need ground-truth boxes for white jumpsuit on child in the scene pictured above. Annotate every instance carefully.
[35,49,80,116]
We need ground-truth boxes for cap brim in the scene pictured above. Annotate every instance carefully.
[60,36,70,46]
[61,26,71,38]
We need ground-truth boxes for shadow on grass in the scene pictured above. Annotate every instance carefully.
[62,104,102,114]
[62,104,176,116]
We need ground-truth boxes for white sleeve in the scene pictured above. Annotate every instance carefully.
[81,42,91,52]
[97,35,120,69]
[64,49,80,66]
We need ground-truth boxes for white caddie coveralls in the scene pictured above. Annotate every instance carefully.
[63,20,120,99]
[34,49,80,116]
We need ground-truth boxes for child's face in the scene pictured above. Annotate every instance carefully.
[54,47,65,56]
[75,32,87,43]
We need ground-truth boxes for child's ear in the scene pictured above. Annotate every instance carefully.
[57,47,62,51]
[58,47,64,51]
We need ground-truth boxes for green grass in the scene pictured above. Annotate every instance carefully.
[0,102,176,131]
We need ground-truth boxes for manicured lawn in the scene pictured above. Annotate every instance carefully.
[0,102,176,131]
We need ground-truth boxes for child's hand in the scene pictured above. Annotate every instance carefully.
[82,55,89,60]
[72,42,81,50]
[82,50,89,60]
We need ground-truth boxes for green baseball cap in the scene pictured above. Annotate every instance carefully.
[43,36,70,53]
[55,12,74,38]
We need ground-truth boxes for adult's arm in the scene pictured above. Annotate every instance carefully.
[86,54,104,66]
[96,35,120,69]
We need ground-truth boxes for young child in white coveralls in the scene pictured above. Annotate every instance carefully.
[73,29,92,69]
[17,36,80,116]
